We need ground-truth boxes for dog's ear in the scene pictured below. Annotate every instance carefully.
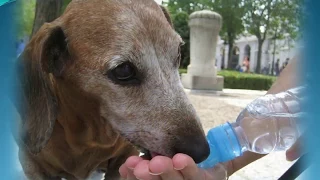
[159,5,173,27]
[16,23,70,154]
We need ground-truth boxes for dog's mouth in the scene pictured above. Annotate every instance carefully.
[118,131,166,160]
[136,145,163,160]
[117,130,168,160]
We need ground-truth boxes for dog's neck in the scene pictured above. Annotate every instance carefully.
[23,78,138,179]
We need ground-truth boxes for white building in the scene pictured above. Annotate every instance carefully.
[215,35,303,74]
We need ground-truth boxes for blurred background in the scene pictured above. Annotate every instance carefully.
[15,0,304,91]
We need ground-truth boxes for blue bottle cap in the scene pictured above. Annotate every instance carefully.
[197,122,242,169]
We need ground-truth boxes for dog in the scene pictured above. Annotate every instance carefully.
[14,0,210,179]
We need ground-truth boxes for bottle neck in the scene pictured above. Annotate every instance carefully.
[230,122,250,153]
[198,122,238,169]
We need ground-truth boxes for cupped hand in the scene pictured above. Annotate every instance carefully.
[119,153,227,180]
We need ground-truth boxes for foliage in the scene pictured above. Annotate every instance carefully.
[242,0,303,73]
[207,0,245,69]
[268,0,303,40]
[167,0,302,72]
[16,0,72,39]
[164,0,202,68]
[165,0,205,14]
[165,0,245,69]
[218,70,276,90]
[179,69,276,90]
[15,0,36,39]
[31,0,64,36]
[17,0,302,74]
[62,0,72,12]
[171,11,190,68]
[179,68,188,74]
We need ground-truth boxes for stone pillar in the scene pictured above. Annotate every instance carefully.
[181,10,224,91]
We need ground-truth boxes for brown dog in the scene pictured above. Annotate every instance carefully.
[15,0,209,179]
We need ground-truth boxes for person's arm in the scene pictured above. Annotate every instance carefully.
[225,56,301,176]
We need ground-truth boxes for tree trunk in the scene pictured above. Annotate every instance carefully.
[271,38,277,75]
[256,39,264,73]
[227,39,234,69]
[31,0,63,37]
[221,47,225,69]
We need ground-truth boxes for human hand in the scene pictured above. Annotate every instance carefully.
[118,137,304,180]
[286,137,304,161]
[119,153,227,180]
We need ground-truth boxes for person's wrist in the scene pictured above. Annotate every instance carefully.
[224,161,234,177]
[202,162,230,180]
[224,152,267,177]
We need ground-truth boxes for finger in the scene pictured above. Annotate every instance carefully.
[149,156,183,180]
[123,156,144,179]
[133,160,161,180]
[172,153,203,180]
[120,166,137,180]
[119,164,129,179]
[286,140,302,161]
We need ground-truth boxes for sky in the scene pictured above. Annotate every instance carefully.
[154,0,163,4]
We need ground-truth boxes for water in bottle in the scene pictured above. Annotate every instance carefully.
[198,86,306,169]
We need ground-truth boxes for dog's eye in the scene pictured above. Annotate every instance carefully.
[107,62,140,85]
[113,63,135,80]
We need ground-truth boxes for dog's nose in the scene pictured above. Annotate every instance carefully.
[174,135,210,164]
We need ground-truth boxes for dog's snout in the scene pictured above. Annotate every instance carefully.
[174,135,210,164]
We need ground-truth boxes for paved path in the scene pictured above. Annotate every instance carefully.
[14,88,305,180]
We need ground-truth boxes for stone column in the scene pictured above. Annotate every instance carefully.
[181,10,224,91]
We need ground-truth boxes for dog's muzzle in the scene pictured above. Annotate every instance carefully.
[174,135,210,164]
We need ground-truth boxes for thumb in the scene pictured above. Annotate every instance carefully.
[286,138,303,161]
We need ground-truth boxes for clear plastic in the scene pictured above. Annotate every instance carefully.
[235,86,305,154]
[198,86,306,169]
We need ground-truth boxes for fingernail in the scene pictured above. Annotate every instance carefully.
[174,164,187,171]
[149,171,163,176]
[128,167,135,170]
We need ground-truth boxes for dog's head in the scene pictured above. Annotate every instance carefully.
[17,0,209,163]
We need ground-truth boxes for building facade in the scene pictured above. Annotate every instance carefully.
[216,35,303,74]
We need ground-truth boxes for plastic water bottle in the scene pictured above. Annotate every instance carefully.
[198,86,306,169]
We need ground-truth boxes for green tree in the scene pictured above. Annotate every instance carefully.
[243,0,302,73]
[269,0,303,74]
[165,0,205,14]
[164,0,201,68]
[165,0,245,69]
[209,0,245,69]
[15,0,36,39]
[171,11,190,68]
[62,0,72,12]
[16,0,72,39]
[31,0,63,37]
